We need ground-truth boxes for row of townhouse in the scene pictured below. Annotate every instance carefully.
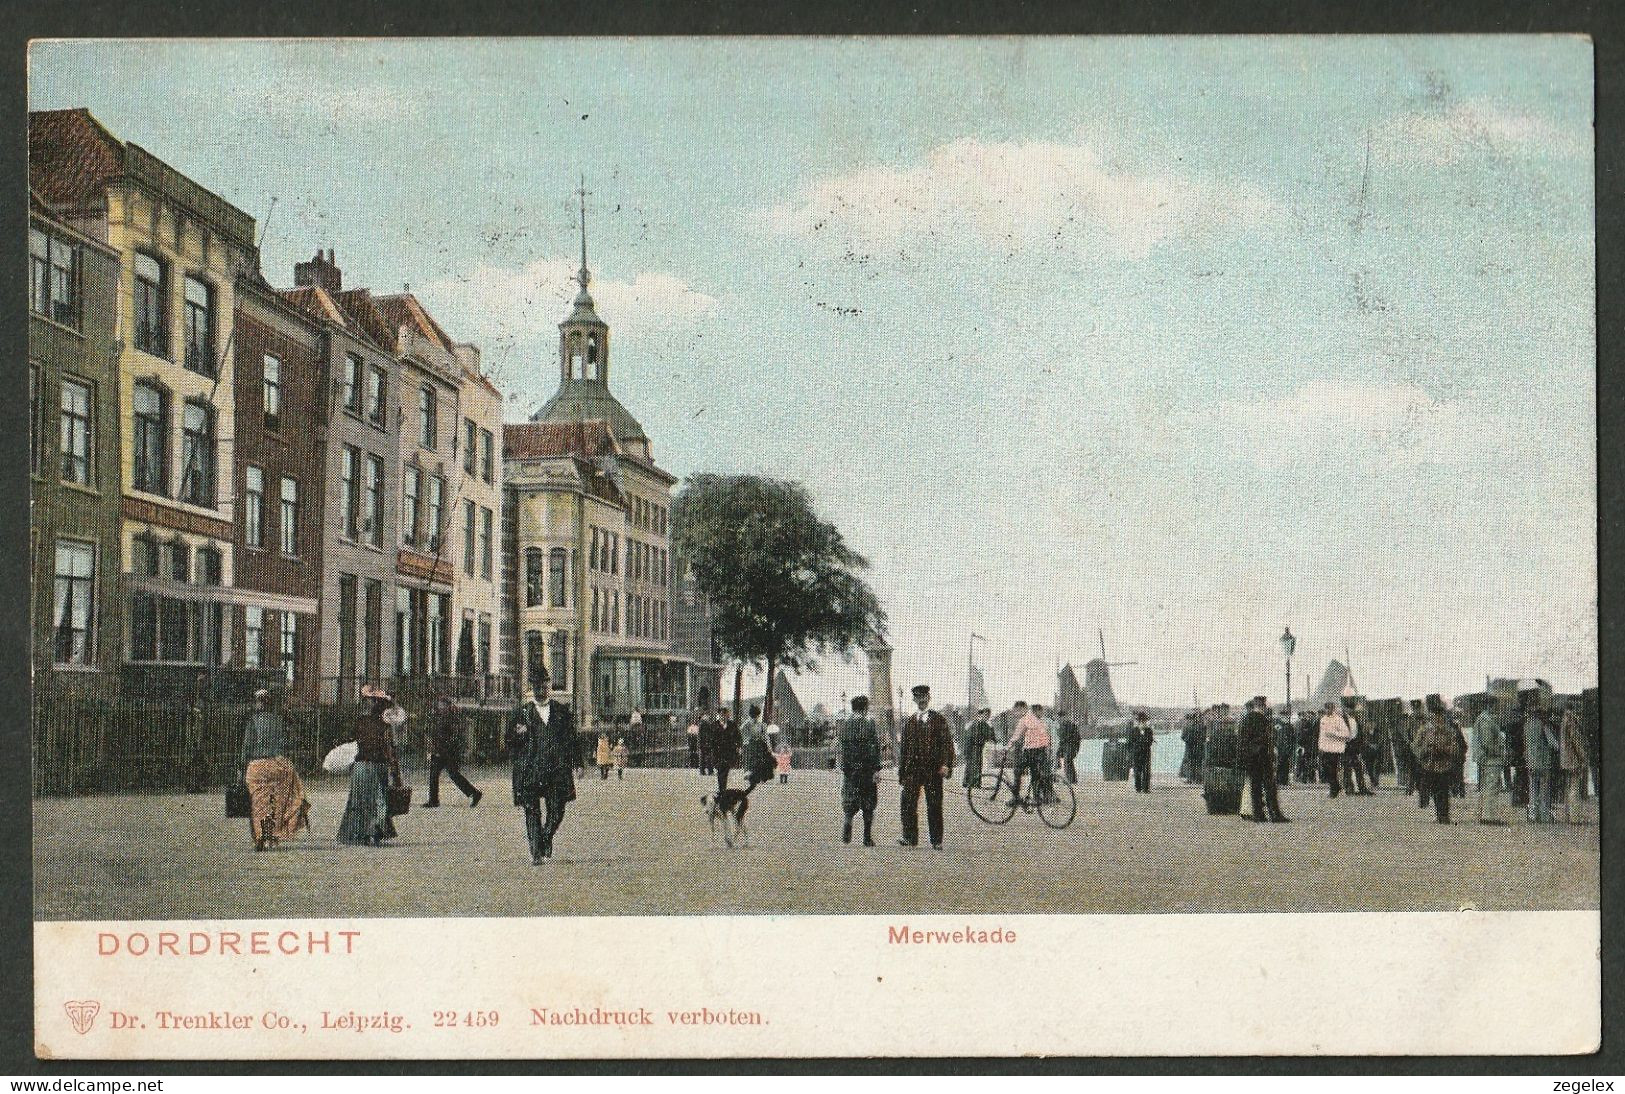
[30,107,723,733]
[29,108,506,707]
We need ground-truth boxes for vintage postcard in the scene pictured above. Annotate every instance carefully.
[27,36,1596,1059]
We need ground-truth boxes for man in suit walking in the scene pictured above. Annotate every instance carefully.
[712,704,742,794]
[424,694,481,808]
[506,670,577,864]
[839,695,882,846]
[898,684,955,848]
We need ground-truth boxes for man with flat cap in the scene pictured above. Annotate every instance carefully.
[898,684,955,848]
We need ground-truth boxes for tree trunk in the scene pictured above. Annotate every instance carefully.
[762,655,777,726]
[732,665,744,725]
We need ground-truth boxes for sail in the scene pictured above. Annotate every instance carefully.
[967,661,988,712]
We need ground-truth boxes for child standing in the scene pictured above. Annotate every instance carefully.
[612,738,629,780]
[596,733,612,780]
[775,745,792,784]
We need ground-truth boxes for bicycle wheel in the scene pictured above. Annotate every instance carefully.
[967,772,1018,825]
[1037,779,1077,829]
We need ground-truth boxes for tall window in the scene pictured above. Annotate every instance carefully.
[426,475,443,549]
[591,586,600,633]
[395,587,414,676]
[480,507,493,580]
[279,476,299,556]
[244,465,264,548]
[180,400,216,506]
[464,418,477,475]
[133,252,166,357]
[362,579,382,681]
[132,381,167,494]
[481,429,494,484]
[343,353,364,414]
[280,612,297,683]
[52,539,95,665]
[525,631,545,693]
[182,275,214,377]
[368,366,387,425]
[262,353,281,429]
[340,446,359,540]
[337,573,358,690]
[589,527,599,572]
[402,466,421,547]
[550,631,568,689]
[610,533,618,576]
[428,593,448,675]
[549,547,567,608]
[59,378,92,486]
[525,548,544,607]
[365,455,384,547]
[611,589,619,634]
[463,500,476,576]
[166,539,190,583]
[31,227,80,327]
[197,546,221,586]
[477,614,492,677]
[419,386,436,450]
[244,606,264,668]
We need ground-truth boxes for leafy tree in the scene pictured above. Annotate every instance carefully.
[672,474,886,724]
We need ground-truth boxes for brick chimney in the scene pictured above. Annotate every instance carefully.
[294,248,342,294]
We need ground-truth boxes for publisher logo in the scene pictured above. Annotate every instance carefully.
[64,999,100,1035]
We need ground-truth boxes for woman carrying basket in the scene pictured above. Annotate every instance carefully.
[337,686,402,846]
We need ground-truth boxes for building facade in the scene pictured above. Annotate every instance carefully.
[504,214,689,731]
[282,253,404,703]
[451,345,505,697]
[29,194,125,697]
[230,277,327,703]
[30,108,259,699]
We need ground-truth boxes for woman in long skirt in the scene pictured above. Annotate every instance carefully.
[338,691,400,846]
[239,688,310,851]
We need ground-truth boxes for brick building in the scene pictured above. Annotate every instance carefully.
[30,108,259,699]
[230,277,328,703]
[29,193,124,697]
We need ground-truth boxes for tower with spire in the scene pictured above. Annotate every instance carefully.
[534,177,653,463]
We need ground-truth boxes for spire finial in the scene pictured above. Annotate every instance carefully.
[575,174,591,291]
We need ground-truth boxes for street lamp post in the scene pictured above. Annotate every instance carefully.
[1280,627,1297,716]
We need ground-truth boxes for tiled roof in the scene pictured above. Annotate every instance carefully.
[503,419,618,461]
[28,108,124,211]
[374,293,456,354]
[333,289,400,351]
[280,285,350,327]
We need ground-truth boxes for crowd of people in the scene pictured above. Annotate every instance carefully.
[227,671,1594,862]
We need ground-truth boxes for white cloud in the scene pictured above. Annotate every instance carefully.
[418,257,717,350]
[1194,380,1478,468]
[758,137,1277,260]
[1373,100,1589,166]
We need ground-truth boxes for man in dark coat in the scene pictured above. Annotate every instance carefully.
[897,684,955,848]
[1237,696,1289,822]
[961,707,995,789]
[1056,715,1083,786]
[839,695,882,845]
[696,710,717,776]
[1274,711,1295,787]
[712,705,742,794]
[506,672,577,863]
[1179,713,1204,783]
[425,694,482,808]
[1128,711,1155,792]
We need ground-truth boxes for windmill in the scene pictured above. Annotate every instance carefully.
[1078,629,1138,724]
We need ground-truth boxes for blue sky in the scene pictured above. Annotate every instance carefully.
[30,37,1596,710]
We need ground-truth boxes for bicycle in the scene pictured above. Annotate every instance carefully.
[966,750,1077,829]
